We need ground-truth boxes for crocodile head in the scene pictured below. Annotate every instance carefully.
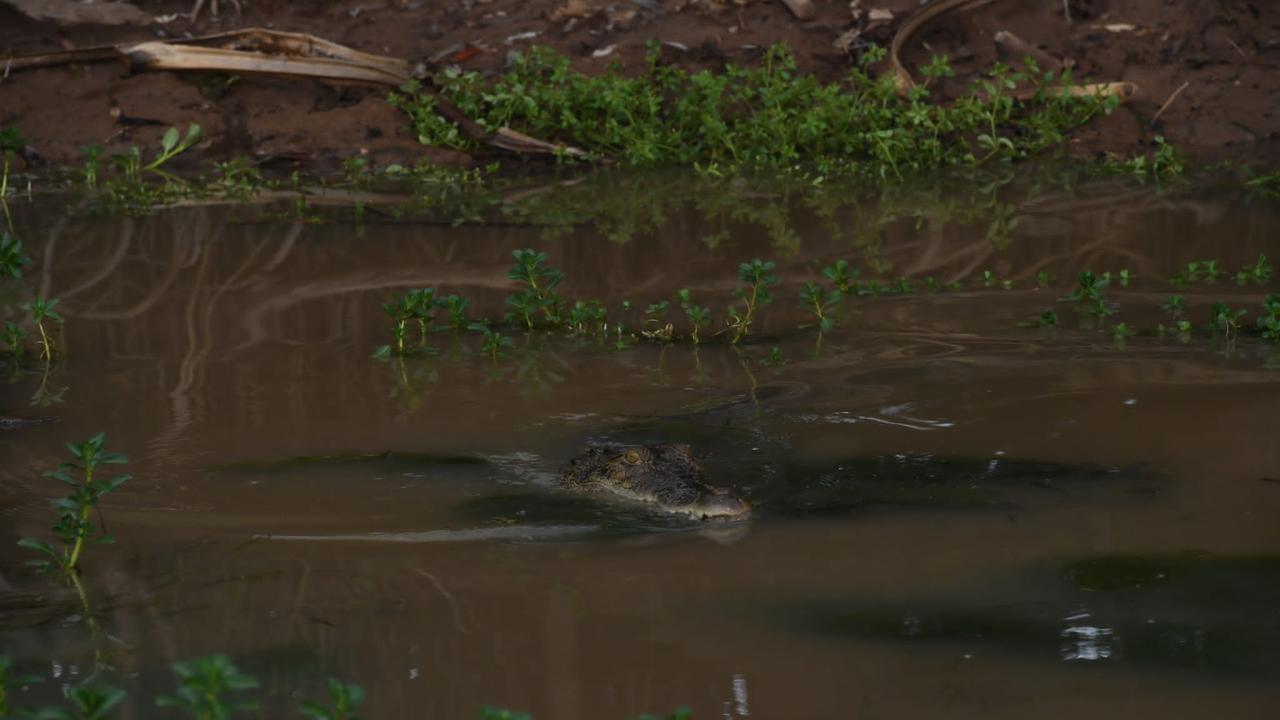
[560,444,750,521]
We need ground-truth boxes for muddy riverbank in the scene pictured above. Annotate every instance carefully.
[2,0,1279,171]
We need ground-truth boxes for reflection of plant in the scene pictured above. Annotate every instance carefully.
[18,433,130,574]
[0,230,31,279]
[29,362,68,408]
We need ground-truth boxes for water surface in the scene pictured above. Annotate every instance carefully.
[2,173,1279,718]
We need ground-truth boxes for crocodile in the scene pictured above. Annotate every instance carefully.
[559,443,751,521]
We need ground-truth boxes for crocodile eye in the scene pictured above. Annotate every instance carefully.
[623,450,641,465]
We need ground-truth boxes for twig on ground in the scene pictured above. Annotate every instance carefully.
[1150,80,1189,127]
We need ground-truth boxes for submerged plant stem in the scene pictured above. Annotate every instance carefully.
[66,464,94,571]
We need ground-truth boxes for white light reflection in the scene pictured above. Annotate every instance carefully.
[722,673,751,718]
[1061,609,1115,661]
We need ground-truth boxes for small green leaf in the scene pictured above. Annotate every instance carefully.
[17,536,57,556]
[161,126,179,153]
[298,700,330,719]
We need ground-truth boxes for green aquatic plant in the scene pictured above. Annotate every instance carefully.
[1170,261,1200,286]
[18,432,131,574]
[144,124,203,174]
[1086,296,1116,319]
[0,125,24,201]
[641,301,673,341]
[1209,301,1247,339]
[1236,254,1272,285]
[1157,318,1194,340]
[481,708,532,720]
[0,230,31,279]
[4,317,28,356]
[1107,135,1185,179]
[470,322,514,360]
[299,678,366,720]
[407,287,438,347]
[567,300,608,336]
[79,145,102,190]
[156,654,259,719]
[1201,259,1225,283]
[1243,167,1280,198]
[760,346,787,368]
[25,684,125,720]
[506,249,565,330]
[211,157,264,202]
[440,294,470,330]
[3,654,369,720]
[821,260,859,295]
[1035,270,1051,288]
[1161,294,1186,317]
[634,709,694,720]
[1,656,40,717]
[1063,270,1109,302]
[675,289,711,344]
[377,292,415,357]
[800,280,841,332]
[1036,310,1058,327]
[728,258,778,344]
[1116,268,1135,287]
[23,296,63,364]
[1257,294,1280,341]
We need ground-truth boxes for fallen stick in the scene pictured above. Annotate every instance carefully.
[779,0,814,21]
[0,28,583,159]
[1149,80,1189,127]
[993,30,1067,72]
[890,0,996,93]
[121,41,412,87]
[891,2,1134,105]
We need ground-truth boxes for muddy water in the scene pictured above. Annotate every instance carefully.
[2,175,1280,719]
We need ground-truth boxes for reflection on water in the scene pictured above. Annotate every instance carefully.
[1060,609,1114,662]
[1,171,1279,718]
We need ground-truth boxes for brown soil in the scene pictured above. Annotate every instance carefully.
[1,0,1278,173]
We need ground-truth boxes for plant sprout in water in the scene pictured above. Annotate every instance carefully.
[23,296,64,364]
[676,289,711,344]
[728,258,778,344]
[18,432,131,574]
